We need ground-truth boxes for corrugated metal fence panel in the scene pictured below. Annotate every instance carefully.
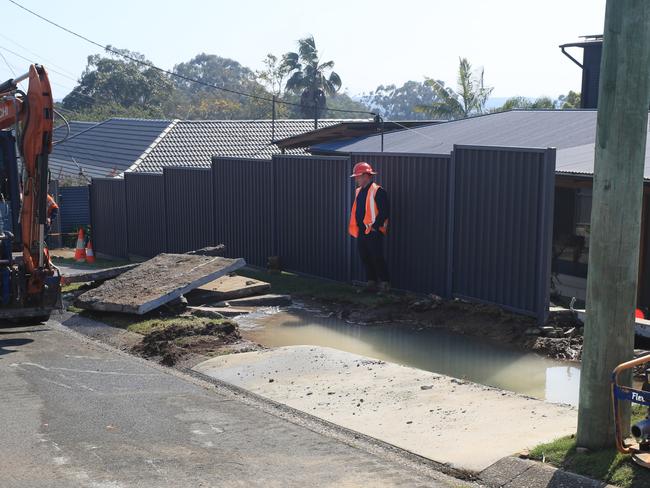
[58,186,90,234]
[273,155,351,281]
[350,153,451,295]
[164,168,214,253]
[212,157,273,266]
[89,178,128,258]
[451,145,556,322]
[125,173,166,257]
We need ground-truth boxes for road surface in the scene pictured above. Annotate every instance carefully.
[0,315,477,488]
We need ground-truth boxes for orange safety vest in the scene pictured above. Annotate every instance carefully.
[47,194,59,217]
[349,182,388,238]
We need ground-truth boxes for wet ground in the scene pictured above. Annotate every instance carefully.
[237,305,581,406]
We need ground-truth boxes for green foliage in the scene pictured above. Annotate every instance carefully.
[62,47,173,118]
[416,57,493,119]
[493,95,558,112]
[256,54,291,98]
[283,36,342,118]
[558,90,581,108]
[361,80,443,120]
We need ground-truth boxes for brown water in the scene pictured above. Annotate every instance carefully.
[236,305,581,406]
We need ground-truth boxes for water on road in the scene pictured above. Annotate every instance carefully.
[236,306,581,406]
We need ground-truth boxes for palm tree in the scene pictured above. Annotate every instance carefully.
[416,58,493,119]
[283,36,342,118]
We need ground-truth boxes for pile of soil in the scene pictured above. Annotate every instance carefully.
[134,319,242,366]
[322,294,584,361]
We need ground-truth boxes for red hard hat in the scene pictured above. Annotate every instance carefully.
[350,162,377,178]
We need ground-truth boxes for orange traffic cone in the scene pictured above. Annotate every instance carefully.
[74,228,86,262]
[85,240,96,264]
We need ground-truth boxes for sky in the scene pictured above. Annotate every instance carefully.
[1,0,607,103]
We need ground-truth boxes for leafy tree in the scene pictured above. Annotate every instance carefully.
[494,96,557,112]
[61,47,173,116]
[256,54,290,97]
[558,90,581,109]
[416,58,493,119]
[361,80,443,120]
[283,36,342,118]
[172,53,271,119]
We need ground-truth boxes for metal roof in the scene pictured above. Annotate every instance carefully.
[130,119,350,173]
[311,110,602,155]
[50,118,173,180]
[556,142,650,180]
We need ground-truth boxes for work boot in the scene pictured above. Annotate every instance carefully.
[357,280,377,294]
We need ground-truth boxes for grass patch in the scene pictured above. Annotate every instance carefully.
[238,267,405,307]
[61,282,87,293]
[52,256,131,269]
[529,406,650,488]
[126,316,218,335]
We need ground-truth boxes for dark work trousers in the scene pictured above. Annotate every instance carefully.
[357,230,390,283]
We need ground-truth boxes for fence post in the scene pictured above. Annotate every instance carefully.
[445,150,456,298]
[535,148,556,324]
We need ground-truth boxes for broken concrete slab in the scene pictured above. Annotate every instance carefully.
[193,346,577,473]
[186,275,271,304]
[188,306,253,318]
[75,254,245,315]
[216,294,291,308]
[59,264,138,284]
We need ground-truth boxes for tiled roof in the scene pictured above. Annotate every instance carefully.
[53,121,98,143]
[130,119,349,173]
[49,118,173,180]
[311,110,602,155]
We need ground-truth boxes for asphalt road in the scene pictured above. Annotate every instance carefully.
[0,315,477,488]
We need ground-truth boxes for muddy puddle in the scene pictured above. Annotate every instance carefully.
[236,305,581,406]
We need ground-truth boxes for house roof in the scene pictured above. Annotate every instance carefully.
[311,110,602,155]
[130,119,350,173]
[50,118,173,180]
[53,120,98,143]
[555,142,650,180]
[273,120,441,151]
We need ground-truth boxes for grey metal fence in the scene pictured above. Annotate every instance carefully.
[164,168,214,253]
[58,186,90,234]
[212,157,274,267]
[350,153,451,295]
[273,155,352,281]
[90,178,128,258]
[125,173,166,257]
[450,145,556,323]
[90,146,556,322]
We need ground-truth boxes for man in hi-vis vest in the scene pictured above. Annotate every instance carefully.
[348,162,390,292]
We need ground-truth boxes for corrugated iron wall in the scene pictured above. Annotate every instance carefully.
[58,186,90,234]
[450,145,556,322]
[274,155,351,281]
[125,173,166,257]
[350,153,451,295]
[164,168,214,253]
[89,148,555,322]
[212,157,274,266]
[90,178,128,258]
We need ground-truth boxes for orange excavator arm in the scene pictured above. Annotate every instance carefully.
[0,64,54,294]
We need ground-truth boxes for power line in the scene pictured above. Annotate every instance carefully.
[0,32,76,78]
[8,0,376,117]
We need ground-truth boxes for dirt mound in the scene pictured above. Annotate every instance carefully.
[134,318,241,366]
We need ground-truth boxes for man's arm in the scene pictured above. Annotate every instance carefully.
[373,187,389,230]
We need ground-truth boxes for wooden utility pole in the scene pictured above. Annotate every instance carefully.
[577,0,650,449]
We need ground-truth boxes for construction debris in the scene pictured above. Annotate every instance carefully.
[75,253,245,314]
[186,275,271,304]
[60,263,138,284]
[216,294,292,308]
[188,305,254,318]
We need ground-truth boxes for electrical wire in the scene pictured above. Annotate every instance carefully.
[52,108,70,145]
[8,0,376,117]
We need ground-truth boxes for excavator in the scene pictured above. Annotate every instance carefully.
[0,64,61,323]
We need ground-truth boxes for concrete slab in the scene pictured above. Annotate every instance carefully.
[187,305,254,318]
[217,294,292,308]
[59,264,138,284]
[75,254,245,314]
[193,345,577,473]
[190,275,271,303]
